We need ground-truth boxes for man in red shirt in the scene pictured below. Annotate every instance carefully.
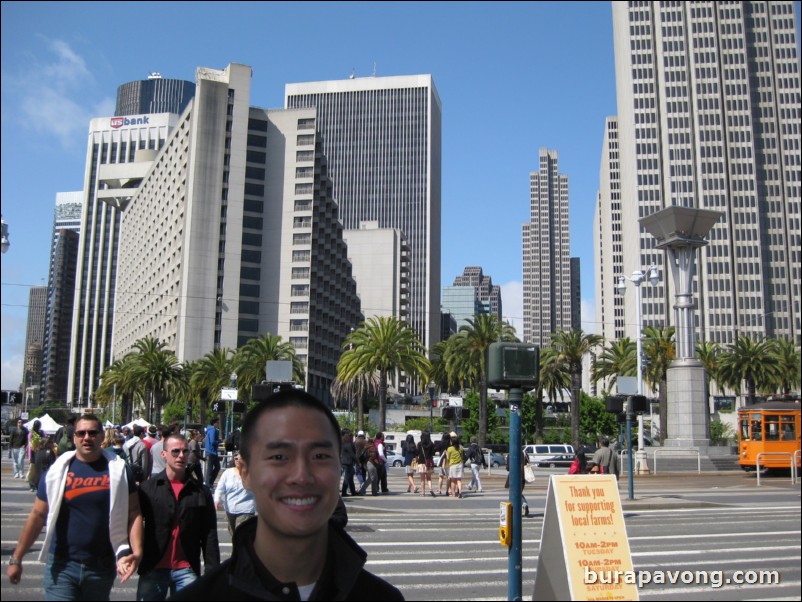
[136,433,219,600]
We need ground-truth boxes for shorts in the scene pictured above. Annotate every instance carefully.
[405,465,415,475]
[417,463,431,474]
[448,464,464,479]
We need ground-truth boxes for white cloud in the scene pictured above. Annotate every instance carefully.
[500,280,523,339]
[10,37,114,147]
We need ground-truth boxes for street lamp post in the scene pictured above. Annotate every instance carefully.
[616,267,659,474]
[1,215,9,254]
[428,384,435,432]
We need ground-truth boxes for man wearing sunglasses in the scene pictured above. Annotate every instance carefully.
[136,433,219,600]
[6,414,143,599]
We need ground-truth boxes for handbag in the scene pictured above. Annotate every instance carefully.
[411,457,418,469]
[524,464,536,483]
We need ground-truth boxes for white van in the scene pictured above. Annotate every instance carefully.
[523,443,575,464]
[381,431,408,455]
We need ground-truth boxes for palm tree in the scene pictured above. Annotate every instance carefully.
[130,337,185,424]
[696,339,722,427]
[549,328,602,450]
[717,335,781,405]
[770,338,801,396]
[234,333,305,395]
[531,346,571,443]
[330,372,381,430]
[443,315,518,447]
[190,348,236,427]
[592,337,637,391]
[641,325,675,442]
[337,316,429,431]
[96,354,141,423]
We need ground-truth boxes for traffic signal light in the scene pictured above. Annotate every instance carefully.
[629,395,649,414]
[605,395,625,414]
[442,407,455,420]
[211,401,226,413]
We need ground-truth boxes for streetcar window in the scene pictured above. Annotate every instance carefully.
[740,418,750,440]
[780,416,796,441]
[765,415,780,441]
[751,418,762,440]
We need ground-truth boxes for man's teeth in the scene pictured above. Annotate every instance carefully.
[282,497,317,506]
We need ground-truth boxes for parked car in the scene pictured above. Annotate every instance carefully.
[523,443,575,464]
[461,448,505,468]
[536,454,575,468]
[386,452,405,467]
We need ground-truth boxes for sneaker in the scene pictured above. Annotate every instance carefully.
[466,485,473,491]
[478,489,484,493]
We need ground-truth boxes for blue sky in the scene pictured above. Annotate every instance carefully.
[3,2,794,391]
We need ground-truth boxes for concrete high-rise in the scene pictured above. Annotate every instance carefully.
[522,149,574,347]
[285,75,442,353]
[453,266,503,322]
[66,75,194,408]
[594,117,625,344]
[113,63,362,403]
[115,73,195,117]
[611,1,801,347]
[23,286,47,406]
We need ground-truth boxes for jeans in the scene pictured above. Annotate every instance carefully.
[12,446,26,477]
[365,462,379,495]
[469,463,483,491]
[44,554,116,601]
[136,567,198,601]
[205,454,221,488]
[341,463,356,495]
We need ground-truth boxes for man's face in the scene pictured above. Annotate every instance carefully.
[240,406,340,544]
[74,419,103,462]
[163,437,189,475]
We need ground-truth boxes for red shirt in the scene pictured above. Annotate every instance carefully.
[155,479,191,570]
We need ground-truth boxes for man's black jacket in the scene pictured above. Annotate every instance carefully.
[138,470,220,576]
[170,517,403,601]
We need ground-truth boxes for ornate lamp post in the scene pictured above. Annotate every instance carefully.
[616,267,659,473]
[640,206,722,449]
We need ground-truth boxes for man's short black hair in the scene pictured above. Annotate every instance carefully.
[239,389,341,464]
[76,414,103,432]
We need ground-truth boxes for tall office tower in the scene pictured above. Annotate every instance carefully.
[66,113,180,407]
[285,75,442,354]
[23,286,48,406]
[570,257,582,331]
[115,73,195,116]
[442,286,484,333]
[612,2,800,346]
[41,191,83,403]
[41,229,80,405]
[113,64,362,403]
[522,149,573,347]
[67,76,194,408]
[452,266,503,322]
[594,117,625,343]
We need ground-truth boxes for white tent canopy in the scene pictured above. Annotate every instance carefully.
[122,418,152,430]
[23,413,63,435]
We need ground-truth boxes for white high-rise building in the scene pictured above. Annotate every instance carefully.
[285,75,442,354]
[67,113,179,407]
[594,117,624,344]
[522,149,573,347]
[610,1,801,347]
[113,63,362,403]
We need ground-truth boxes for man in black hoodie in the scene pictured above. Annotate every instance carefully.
[172,390,403,601]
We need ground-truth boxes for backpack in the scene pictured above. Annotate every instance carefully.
[472,445,484,465]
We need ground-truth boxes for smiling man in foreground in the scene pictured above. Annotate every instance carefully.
[172,389,404,601]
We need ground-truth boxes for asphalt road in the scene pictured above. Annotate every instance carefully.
[1,460,799,600]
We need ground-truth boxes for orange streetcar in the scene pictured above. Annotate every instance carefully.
[738,398,801,472]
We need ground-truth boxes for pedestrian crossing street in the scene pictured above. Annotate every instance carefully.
[2,464,799,601]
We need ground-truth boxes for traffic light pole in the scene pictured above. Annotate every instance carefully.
[508,387,523,601]
[626,398,634,501]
